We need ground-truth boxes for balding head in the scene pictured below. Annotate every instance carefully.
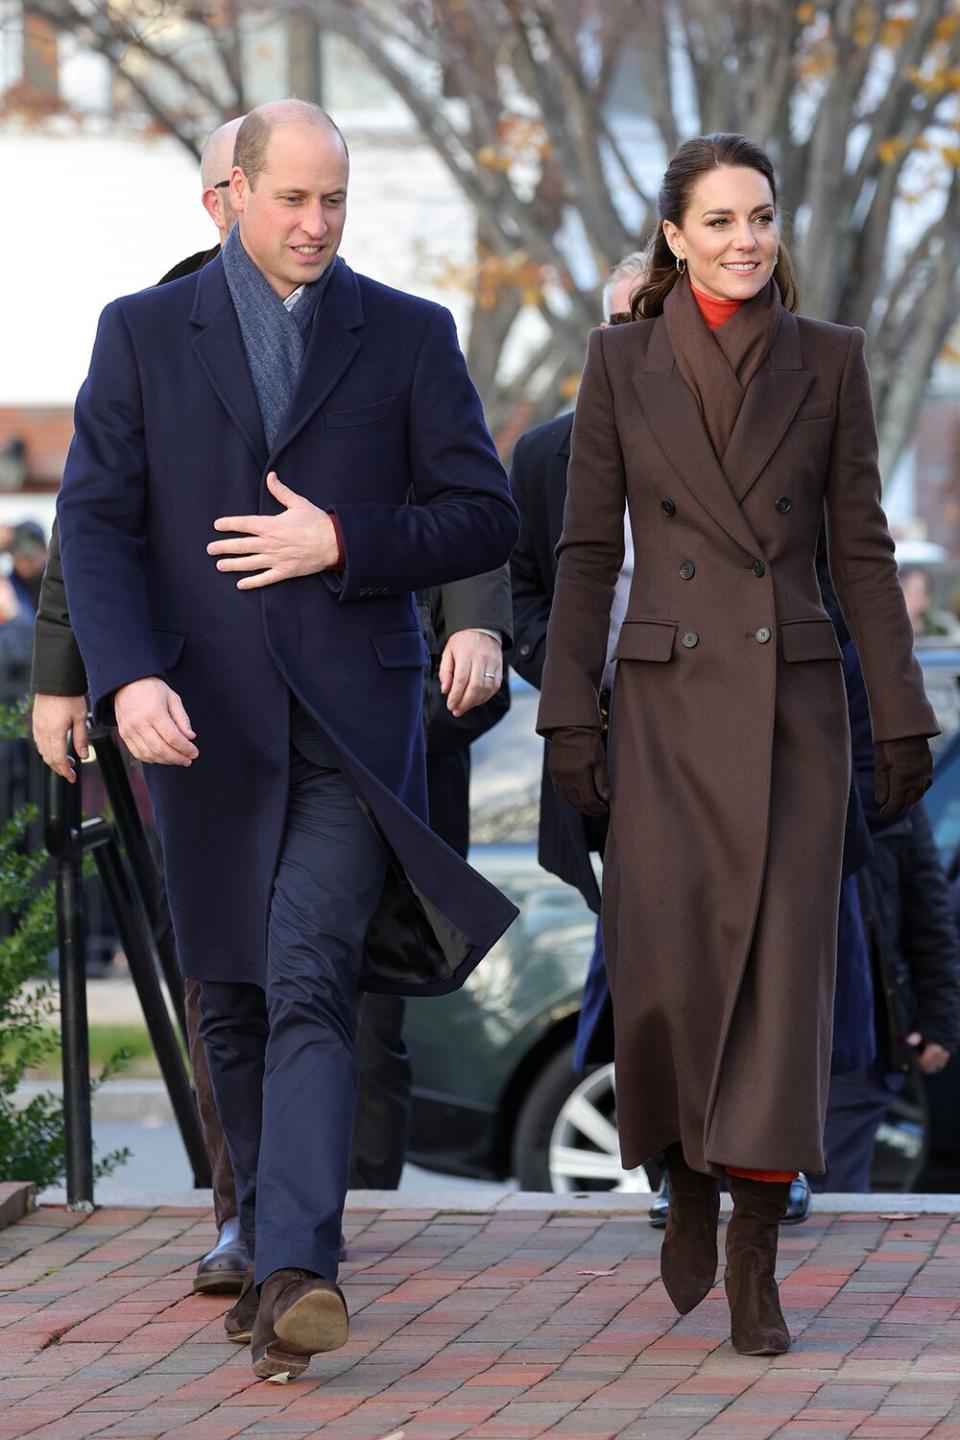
[200,116,245,246]
[233,100,348,191]
[200,116,244,191]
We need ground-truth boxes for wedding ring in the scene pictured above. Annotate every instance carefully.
[483,671,497,679]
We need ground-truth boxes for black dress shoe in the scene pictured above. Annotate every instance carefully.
[193,1216,250,1295]
[649,1178,670,1229]
[782,1172,812,1225]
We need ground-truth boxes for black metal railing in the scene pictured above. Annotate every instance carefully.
[44,726,210,1207]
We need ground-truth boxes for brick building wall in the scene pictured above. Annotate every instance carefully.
[0,406,73,489]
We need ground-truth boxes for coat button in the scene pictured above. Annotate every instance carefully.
[679,561,695,580]
[519,642,531,656]
[661,499,676,516]
[753,559,766,577]
[755,626,771,643]
[775,496,792,513]
[681,630,699,648]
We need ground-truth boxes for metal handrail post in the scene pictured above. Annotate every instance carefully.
[92,730,187,1038]
[84,821,211,1189]
[44,763,94,1210]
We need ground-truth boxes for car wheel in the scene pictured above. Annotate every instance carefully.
[512,1043,656,1193]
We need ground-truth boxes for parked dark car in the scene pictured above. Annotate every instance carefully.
[406,646,960,1194]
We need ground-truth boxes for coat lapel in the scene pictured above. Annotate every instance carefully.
[633,319,761,559]
[189,256,267,467]
[271,259,364,462]
[722,309,813,502]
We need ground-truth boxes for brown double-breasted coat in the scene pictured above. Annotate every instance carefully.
[538,307,937,1176]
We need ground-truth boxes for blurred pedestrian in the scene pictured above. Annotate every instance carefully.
[812,635,960,1192]
[899,566,958,638]
[814,804,960,1192]
[7,522,47,616]
[538,131,938,1355]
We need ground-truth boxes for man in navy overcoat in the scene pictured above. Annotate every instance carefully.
[57,99,518,1378]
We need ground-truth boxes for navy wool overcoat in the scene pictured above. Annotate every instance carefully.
[58,255,520,992]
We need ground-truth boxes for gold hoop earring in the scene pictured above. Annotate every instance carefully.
[676,255,686,275]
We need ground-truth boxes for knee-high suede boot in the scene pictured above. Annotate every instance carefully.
[659,1143,721,1314]
[724,1174,791,1355]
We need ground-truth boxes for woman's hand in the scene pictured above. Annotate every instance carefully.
[547,727,610,815]
[874,736,932,818]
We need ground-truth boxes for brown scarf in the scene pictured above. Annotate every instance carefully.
[663,273,782,465]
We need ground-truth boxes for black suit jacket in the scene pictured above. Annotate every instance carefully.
[509,412,602,912]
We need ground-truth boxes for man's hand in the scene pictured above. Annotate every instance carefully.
[114,678,198,766]
[440,630,503,717]
[906,1032,951,1076]
[208,471,340,590]
[32,694,89,782]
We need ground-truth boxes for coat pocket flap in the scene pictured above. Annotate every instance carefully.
[613,620,677,662]
[372,629,430,668]
[780,618,841,662]
[152,629,186,669]
[325,396,398,429]
[795,399,835,422]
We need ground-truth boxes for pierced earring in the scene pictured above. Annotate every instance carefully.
[675,255,686,275]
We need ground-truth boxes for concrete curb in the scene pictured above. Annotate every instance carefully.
[0,1180,36,1229]
[34,1183,960,1215]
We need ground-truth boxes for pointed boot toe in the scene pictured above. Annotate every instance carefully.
[658,1148,720,1315]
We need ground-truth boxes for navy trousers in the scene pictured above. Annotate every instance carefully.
[807,1064,905,1193]
[198,731,387,1283]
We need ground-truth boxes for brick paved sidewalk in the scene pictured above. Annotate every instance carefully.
[2,1200,960,1440]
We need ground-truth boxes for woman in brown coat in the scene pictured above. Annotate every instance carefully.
[537,134,938,1355]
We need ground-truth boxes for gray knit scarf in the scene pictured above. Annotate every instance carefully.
[221,225,335,450]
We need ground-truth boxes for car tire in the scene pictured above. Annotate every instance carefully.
[512,1042,656,1193]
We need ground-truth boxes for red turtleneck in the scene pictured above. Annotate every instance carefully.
[691,284,743,332]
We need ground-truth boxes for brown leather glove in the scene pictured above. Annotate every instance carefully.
[874,736,933,819]
[547,727,610,816]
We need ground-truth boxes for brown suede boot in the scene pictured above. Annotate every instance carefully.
[724,1174,791,1355]
[223,1263,257,1345]
[251,1268,349,1379]
[659,1144,721,1314]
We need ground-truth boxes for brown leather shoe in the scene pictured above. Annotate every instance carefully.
[724,1174,791,1355]
[659,1144,720,1314]
[193,1216,249,1295]
[251,1268,349,1379]
[223,1264,257,1344]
